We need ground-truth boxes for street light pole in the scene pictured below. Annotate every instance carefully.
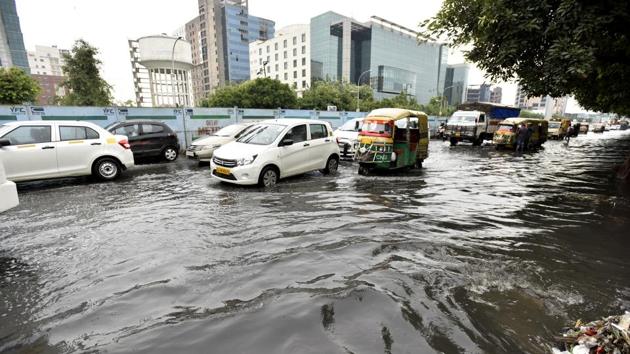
[356,69,371,112]
[171,36,188,148]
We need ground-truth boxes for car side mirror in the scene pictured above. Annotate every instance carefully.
[0,138,11,147]
[357,129,362,132]
[280,139,294,147]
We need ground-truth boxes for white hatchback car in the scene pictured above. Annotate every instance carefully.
[0,121,135,182]
[210,119,340,187]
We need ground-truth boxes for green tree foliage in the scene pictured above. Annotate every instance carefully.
[0,67,40,105]
[519,110,544,118]
[59,39,112,106]
[299,80,374,111]
[202,78,298,109]
[422,0,630,115]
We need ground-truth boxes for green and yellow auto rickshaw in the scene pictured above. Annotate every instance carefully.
[355,108,429,175]
[493,117,548,150]
[548,118,571,139]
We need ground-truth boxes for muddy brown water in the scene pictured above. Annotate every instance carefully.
[1,131,630,354]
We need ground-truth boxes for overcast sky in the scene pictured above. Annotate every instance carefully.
[15,0,582,111]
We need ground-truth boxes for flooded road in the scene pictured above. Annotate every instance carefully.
[2,131,630,354]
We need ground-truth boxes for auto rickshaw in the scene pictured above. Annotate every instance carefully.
[548,118,571,139]
[493,118,548,150]
[355,108,429,175]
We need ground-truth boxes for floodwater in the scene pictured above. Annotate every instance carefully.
[2,131,630,354]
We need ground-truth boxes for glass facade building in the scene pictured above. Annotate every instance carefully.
[310,12,447,105]
[222,4,274,84]
[0,0,29,72]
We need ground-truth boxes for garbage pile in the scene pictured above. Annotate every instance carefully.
[552,312,630,354]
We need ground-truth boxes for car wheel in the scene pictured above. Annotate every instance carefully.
[93,158,120,181]
[163,147,178,162]
[321,156,339,175]
[258,166,278,187]
[450,138,458,146]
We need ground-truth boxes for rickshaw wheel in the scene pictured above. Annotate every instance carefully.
[415,160,423,169]
[358,165,370,176]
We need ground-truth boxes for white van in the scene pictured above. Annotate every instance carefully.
[210,119,340,187]
[0,153,18,212]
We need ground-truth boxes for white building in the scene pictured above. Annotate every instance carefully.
[249,24,310,95]
[27,45,68,76]
[128,35,194,107]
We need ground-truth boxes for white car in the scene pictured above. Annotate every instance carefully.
[333,117,364,158]
[210,119,340,187]
[0,121,135,182]
[186,122,255,162]
[0,152,18,212]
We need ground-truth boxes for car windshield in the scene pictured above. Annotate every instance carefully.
[214,124,248,137]
[549,122,561,128]
[449,115,477,124]
[236,124,286,145]
[497,124,515,132]
[339,119,363,132]
[361,119,393,137]
[104,122,119,131]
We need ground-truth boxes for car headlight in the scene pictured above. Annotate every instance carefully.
[237,155,257,166]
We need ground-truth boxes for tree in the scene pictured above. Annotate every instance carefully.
[0,67,40,105]
[59,39,112,106]
[519,110,544,119]
[422,0,630,115]
[202,78,298,109]
[299,80,373,111]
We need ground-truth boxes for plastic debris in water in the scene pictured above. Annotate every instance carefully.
[552,312,630,354]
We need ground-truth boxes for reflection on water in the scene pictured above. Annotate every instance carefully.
[1,131,630,353]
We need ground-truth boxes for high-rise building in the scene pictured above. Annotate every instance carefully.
[466,83,491,103]
[249,24,310,95]
[514,85,568,117]
[444,63,470,106]
[192,0,274,103]
[309,12,447,105]
[490,86,502,104]
[0,0,29,72]
[128,35,194,107]
[27,45,69,105]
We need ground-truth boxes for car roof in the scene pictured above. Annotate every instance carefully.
[366,108,428,122]
[259,118,331,126]
[114,120,169,125]
[1,120,100,127]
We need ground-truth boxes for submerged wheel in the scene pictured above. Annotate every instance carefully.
[93,157,120,181]
[258,166,279,187]
[321,156,339,175]
[163,146,178,162]
[415,160,423,169]
[450,137,458,146]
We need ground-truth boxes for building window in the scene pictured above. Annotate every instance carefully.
[302,46,306,54]
[302,33,306,42]
[274,43,278,50]
[284,73,288,80]
[258,48,262,55]
[284,62,288,70]
[266,46,270,53]
[283,51,287,59]
[293,60,297,68]
[302,69,306,77]
[283,39,287,48]
[275,64,279,71]
[293,71,297,79]
[275,53,278,60]
[275,74,279,80]
[302,58,306,66]
[293,37,297,45]
[302,80,307,88]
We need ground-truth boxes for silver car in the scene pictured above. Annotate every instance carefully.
[186,123,255,162]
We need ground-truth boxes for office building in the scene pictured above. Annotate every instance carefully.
[27,45,69,105]
[443,63,470,106]
[192,0,274,103]
[515,85,568,117]
[466,83,491,103]
[0,0,29,72]
[489,86,502,104]
[249,24,310,94]
[128,35,194,107]
[310,12,447,105]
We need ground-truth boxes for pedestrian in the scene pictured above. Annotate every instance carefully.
[565,125,573,143]
[516,123,528,152]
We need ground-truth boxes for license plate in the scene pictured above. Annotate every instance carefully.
[186,151,195,157]
[215,166,231,175]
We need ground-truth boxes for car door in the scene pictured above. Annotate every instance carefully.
[114,124,143,158]
[0,124,58,181]
[307,123,332,170]
[140,123,167,157]
[278,124,310,177]
[56,125,103,175]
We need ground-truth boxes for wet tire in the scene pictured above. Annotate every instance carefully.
[415,160,423,169]
[93,157,120,181]
[258,166,279,187]
[163,146,178,162]
[450,138,458,146]
[321,156,339,175]
[358,164,370,176]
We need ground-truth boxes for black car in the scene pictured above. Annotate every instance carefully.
[106,121,180,162]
